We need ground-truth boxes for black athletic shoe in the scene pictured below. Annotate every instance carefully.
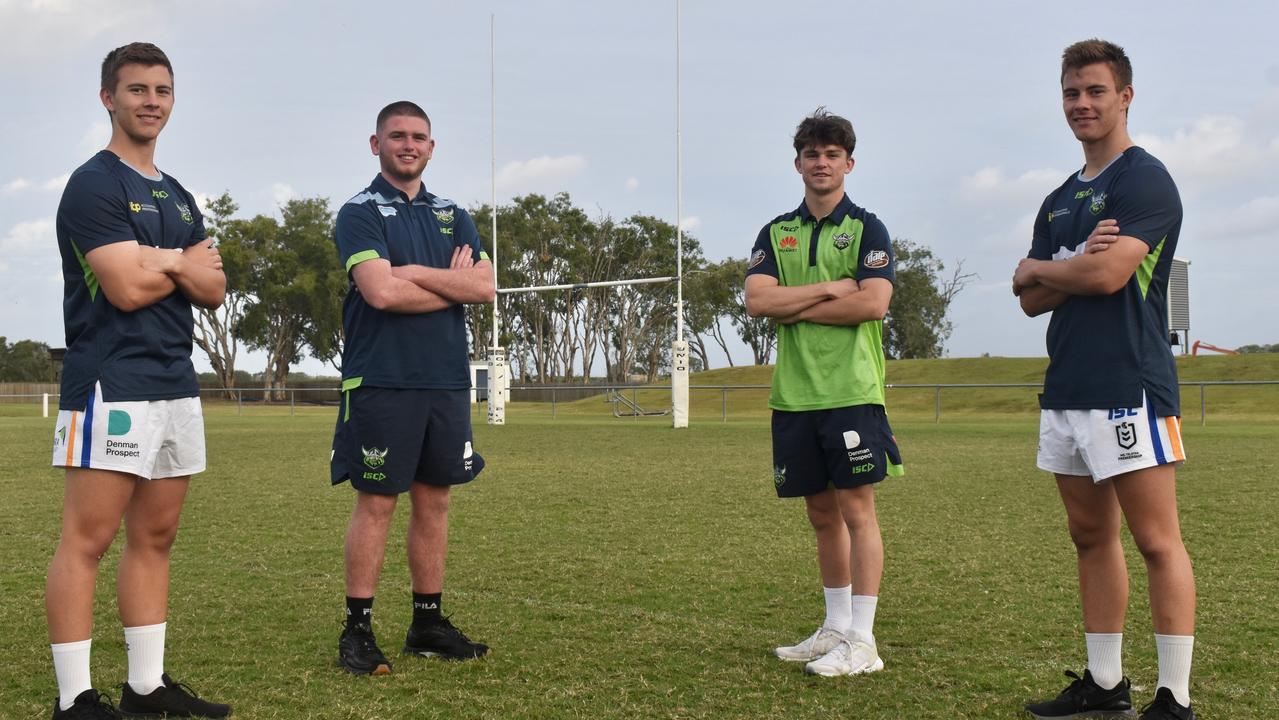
[403,616,489,660]
[118,674,231,718]
[51,689,121,719]
[1139,688,1195,720]
[1025,670,1136,718]
[338,621,392,675]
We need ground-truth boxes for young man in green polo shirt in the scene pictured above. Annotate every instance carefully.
[745,107,902,677]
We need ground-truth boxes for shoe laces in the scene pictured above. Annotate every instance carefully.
[73,689,120,719]
[1138,693,1184,719]
[160,676,204,701]
[346,623,384,654]
[435,615,470,641]
[1057,670,1087,697]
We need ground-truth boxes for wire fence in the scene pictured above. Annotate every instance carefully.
[3,380,1275,425]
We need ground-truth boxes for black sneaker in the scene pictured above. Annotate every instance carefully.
[118,674,231,718]
[51,689,121,719]
[1139,688,1195,720]
[403,616,489,660]
[1025,670,1136,718]
[338,621,392,675]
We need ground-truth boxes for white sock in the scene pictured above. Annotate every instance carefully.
[822,585,852,634]
[1085,632,1124,690]
[850,595,878,641]
[124,622,166,695]
[1155,634,1194,707]
[51,638,92,711]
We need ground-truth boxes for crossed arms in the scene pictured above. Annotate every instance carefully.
[745,274,893,326]
[85,238,226,311]
[1012,219,1148,317]
[352,245,496,314]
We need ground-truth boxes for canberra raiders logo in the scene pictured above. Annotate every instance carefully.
[362,446,388,469]
[433,208,455,224]
[1089,192,1107,215]
[832,233,853,250]
[773,465,787,488]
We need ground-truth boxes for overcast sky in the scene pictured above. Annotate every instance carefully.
[2,0,1276,375]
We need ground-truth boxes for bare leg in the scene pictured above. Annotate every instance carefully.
[345,491,398,598]
[1112,464,1195,635]
[1056,474,1128,633]
[407,483,450,594]
[47,469,136,643]
[118,477,189,627]
[805,489,851,588]
[836,485,883,596]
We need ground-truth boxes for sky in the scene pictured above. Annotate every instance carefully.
[2,0,1276,376]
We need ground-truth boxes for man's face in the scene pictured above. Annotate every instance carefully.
[1062,62,1132,144]
[100,63,173,144]
[794,143,852,195]
[371,115,434,183]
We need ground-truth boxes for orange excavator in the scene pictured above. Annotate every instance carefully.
[1190,340,1239,356]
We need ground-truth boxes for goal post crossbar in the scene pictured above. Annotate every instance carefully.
[496,276,676,295]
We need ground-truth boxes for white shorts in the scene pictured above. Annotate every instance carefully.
[51,382,206,479]
[1037,392,1185,482]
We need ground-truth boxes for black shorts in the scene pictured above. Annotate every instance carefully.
[331,387,485,495]
[770,404,903,498]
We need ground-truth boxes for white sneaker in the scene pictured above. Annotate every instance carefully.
[804,632,884,677]
[774,626,844,662]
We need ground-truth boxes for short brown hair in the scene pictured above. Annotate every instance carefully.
[100,42,173,92]
[1061,39,1132,90]
[376,101,431,133]
[792,107,855,157]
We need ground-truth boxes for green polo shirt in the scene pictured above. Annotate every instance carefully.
[746,194,895,411]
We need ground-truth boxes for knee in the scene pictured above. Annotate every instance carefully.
[805,503,842,532]
[57,526,118,564]
[1130,531,1184,565]
[128,522,180,555]
[1065,520,1116,554]
[413,486,451,517]
[354,492,399,523]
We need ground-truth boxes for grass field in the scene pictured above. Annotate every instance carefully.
[2,362,1277,718]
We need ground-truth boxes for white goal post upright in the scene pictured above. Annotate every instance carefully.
[486,13,507,426]
[670,0,690,429]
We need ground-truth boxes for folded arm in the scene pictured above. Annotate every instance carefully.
[87,239,225,311]
[352,258,454,313]
[744,274,858,319]
[392,247,496,304]
[779,277,892,326]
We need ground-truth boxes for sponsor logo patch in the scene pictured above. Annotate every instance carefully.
[362,446,388,469]
[778,223,799,232]
[778,236,799,252]
[748,249,766,269]
[151,189,169,199]
[1048,208,1070,221]
[842,430,861,449]
[378,205,397,217]
[863,249,889,269]
[107,410,131,436]
[1074,188,1094,200]
[463,441,474,472]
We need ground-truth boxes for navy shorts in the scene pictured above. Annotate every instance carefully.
[331,387,485,495]
[770,405,903,498]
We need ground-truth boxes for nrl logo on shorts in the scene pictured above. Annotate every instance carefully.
[773,465,787,488]
[362,446,389,469]
[1115,422,1137,450]
[832,233,853,250]
[433,208,455,224]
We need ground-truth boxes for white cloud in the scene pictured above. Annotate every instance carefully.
[959,166,1065,204]
[41,173,69,192]
[79,122,111,153]
[1210,195,1279,239]
[495,155,587,193]
[0,218,55,253]
[0,1,169,60]
[2,178,31,193]
[679,216,700,231]
[625,177,639,191]
[271,183,297,207]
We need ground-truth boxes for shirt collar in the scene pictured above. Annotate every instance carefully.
[797,193,854,224]
[369,173,433,204]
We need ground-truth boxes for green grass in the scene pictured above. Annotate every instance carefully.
[1,403,1277,718]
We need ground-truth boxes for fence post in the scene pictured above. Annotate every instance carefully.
[722,388,727,422]
[551,386,556,420]
[237,390,242,416]
[1200,384,1206,427]
[934,386,941,424]
[290,389,296,417]
[43,393,49,418]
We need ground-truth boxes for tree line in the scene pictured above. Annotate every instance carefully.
[3,192,973,387]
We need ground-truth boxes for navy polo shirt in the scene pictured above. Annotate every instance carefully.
[1028,146,1182,415]
[335,174,487,390]
[56,150,206,409]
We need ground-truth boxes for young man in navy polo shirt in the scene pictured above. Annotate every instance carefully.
[1014,39,1196,720]
[47,43,231,719]
[331,101,495,674]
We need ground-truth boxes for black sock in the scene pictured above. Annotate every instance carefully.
[346,596,374,626]
[412,592,442,625]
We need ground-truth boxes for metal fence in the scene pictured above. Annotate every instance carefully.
[3,380,1275,425]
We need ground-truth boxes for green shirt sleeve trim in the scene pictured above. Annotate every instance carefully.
[1136,237,1166,299]
[479,251,491,261]
[70,239,99,301]
[345,250,381,272]
[341,377,363,392]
